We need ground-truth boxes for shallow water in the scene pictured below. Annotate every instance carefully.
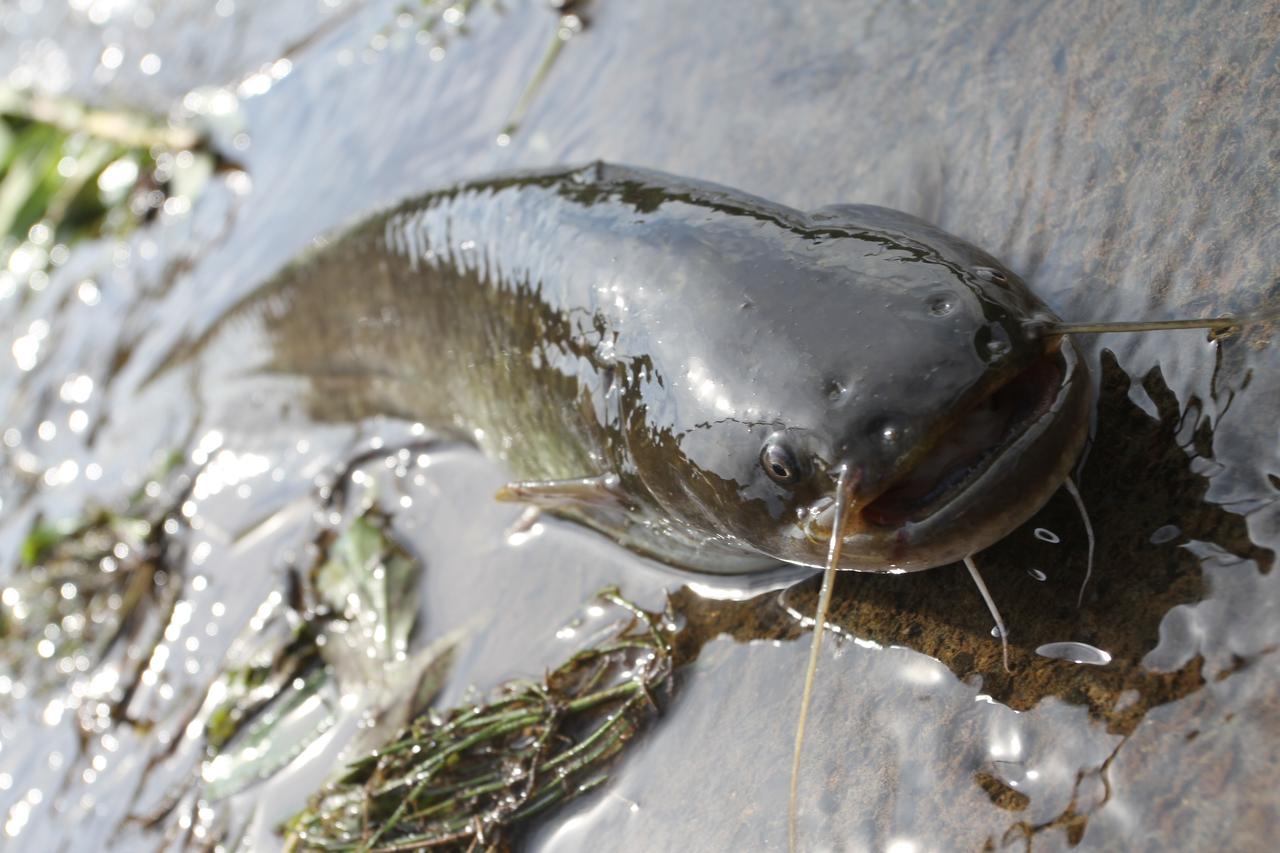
[2,0,1279,850]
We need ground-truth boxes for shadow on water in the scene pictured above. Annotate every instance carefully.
[671,347,1273,736]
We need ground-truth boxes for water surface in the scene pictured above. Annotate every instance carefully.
[1,1,1278,850]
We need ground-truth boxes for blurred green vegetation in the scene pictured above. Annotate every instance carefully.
[0,87,216,299]
[0,454,189,702]
[199,505,443,803]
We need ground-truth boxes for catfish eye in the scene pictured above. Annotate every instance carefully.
[760,440,805,486]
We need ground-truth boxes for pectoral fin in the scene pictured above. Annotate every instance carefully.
[495,473,625,510]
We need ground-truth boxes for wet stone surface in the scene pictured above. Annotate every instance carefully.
[1,0,1279,850]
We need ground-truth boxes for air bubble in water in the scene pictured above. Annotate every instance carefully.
[1035,641,1112,666]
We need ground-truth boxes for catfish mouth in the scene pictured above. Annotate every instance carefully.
[859,350,1067,530]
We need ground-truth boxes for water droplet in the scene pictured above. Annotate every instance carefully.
[1035,641,1112,666]
[1033,527,1060,544]
[1149,524,1181,545]
[1027,568,1047,581]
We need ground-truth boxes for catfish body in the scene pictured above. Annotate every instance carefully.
[176,163,1089,575]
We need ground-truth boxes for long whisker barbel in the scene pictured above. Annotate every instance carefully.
[1042,316,1239,336]
[788,465,857,853]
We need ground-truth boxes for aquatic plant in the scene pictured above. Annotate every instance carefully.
[0,86,216,301]
[201,505,441,802]
[0,454,189,704]
[286,587,674,852]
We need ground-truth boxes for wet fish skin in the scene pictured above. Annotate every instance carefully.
[171,163,1089,574]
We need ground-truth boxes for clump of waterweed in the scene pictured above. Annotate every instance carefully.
[0,458,188,700]
[286,587,674,851]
